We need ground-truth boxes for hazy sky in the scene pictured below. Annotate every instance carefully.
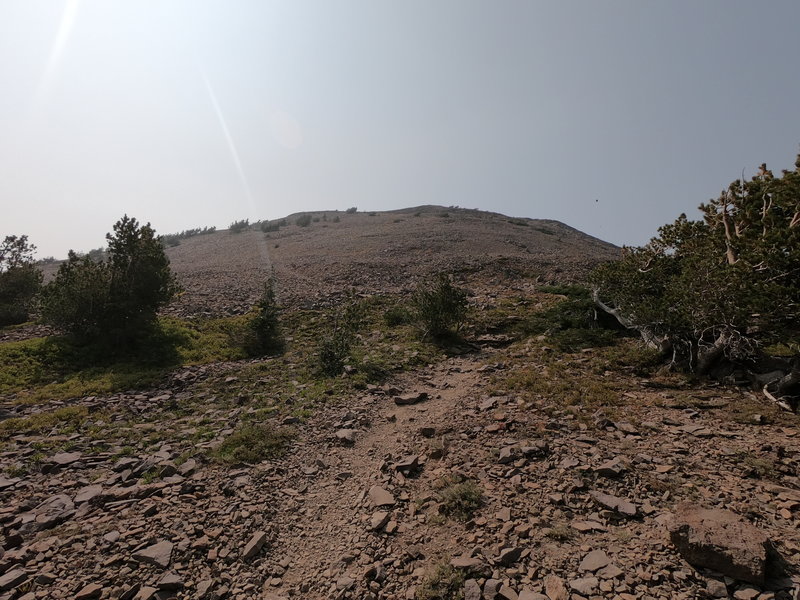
[1,1,799,258]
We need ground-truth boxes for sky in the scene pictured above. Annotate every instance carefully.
[1,1,799,259]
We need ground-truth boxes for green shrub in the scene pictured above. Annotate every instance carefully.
[417,563,465,600]
[413,273,468,338]
[436,475,483,521]
[591,153,800,373]
[384,305,414,327]
[522,286,619,352]
[316,296,364,376]
[41,215,180,347]
[295,214,312,227]
[260,219,286,233]
[160,226,216,247]
[248,277,284,355]
[214,423,292,463]
[0,235,42,326]
[345,207,357,214]
[229,219,250,233]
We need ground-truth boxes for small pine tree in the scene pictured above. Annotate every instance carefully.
[0,235,43,326]
[41,215,180,346]
[249,276,284,355]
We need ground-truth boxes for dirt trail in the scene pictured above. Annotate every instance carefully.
[270,352,490,597]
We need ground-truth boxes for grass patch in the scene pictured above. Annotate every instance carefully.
[436,475,483,521]
[213,423,293,464]
[0,405,89,436]
[417,562,465,600]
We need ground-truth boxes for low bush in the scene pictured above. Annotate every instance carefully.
[413,273,468,338]
[316,296,364,376]
[521,286,620,351]
[40,215,180,348]
[229,219,250,233]
[161,226,216,247]
[295,214,312,227]
[436,475,483,521]
[345,207,357,214]
[384,305,414,327]
[214,423,292,463]
[416,563,465,600]
[260,219,286,233]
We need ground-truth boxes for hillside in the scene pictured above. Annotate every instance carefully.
[161,207,618,317]
[2,208,799,600]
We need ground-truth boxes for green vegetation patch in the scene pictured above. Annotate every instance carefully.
[436,475,483,521]
[417,563,465,600]
[213,423,293,464]
[0,405,89,437]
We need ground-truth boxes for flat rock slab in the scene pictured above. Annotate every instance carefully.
[74,485,104,504]
[589,490,638,517]
[242,531,268,560]
[0,569,27,592]
[0,476,20,490]
[668,504,772,585]
[133,540,173,569]
[368,486,395,507]
[579,549,611,572]
[51,451,82,466]
[543,574,568,600]
[393,392,429,405]
[74,583,103,599]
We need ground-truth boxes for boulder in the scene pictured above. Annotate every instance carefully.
[668,504,771,585]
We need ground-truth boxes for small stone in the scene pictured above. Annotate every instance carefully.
[589,490,637,517]
[568,577,598,596]
[74,583,103,600]
[706,578,728,598]
[579,549,611,572]
[543,575,568,600]
[394,392,429,405]
[370,511,391,531]
[0,570,28,592]
[483,579,502,598]
[368,486,395,507]
[242,531,268,560]
[497,546,523,566]
[132,540,173,569]
[336,429,357,444]
[464,579,481,600]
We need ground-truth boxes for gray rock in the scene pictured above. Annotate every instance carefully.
[706,578,728,598]
[594,458,626,478]
[497,546,523,566]
[370,511,391,531]
[336,429,357,444]
[518,591,548,600]
[483,579,502,598]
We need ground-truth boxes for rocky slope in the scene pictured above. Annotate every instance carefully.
[4,208,798,600]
